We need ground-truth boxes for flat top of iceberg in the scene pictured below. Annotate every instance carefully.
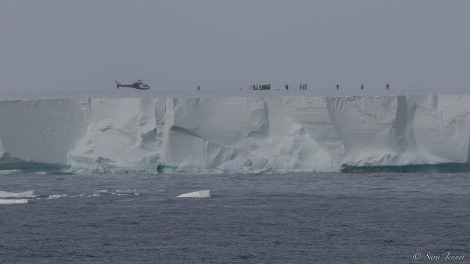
[1,86,466,101]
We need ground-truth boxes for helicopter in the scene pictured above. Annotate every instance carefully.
[115,80,151,90]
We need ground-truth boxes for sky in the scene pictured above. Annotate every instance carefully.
[1,0,469,94]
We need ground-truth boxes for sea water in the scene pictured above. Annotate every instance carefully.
[0,172,468,264]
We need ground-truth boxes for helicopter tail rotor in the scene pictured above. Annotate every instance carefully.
[115,80,120,89]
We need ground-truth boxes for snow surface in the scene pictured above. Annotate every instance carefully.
[1,94,470,173]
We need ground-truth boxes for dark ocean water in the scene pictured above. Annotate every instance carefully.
[0,172,469,264]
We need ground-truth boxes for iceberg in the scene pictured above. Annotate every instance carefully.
[1,94,470,173]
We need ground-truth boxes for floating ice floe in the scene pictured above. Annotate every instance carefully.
[46,194,68,199]
[0,199,28,204]
[176,190,211,198]
[0,190,34,205]
[0,190,35,198]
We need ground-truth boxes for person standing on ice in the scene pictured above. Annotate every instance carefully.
[197,85,200,91]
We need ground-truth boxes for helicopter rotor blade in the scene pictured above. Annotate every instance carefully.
[137,80,158,84]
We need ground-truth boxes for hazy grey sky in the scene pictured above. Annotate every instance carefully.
[1,0,469,93]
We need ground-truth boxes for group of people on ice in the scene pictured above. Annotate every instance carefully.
[250,84,272,90]
[249,83,307,91]
[198,83,390,91]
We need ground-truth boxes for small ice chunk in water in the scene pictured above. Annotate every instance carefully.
[0,190,35,198]
[176,190,211,198]
[0,199,28,204]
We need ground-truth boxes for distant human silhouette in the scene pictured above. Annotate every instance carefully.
[336,84,339,90]
[197,85,200,91]
[386,84,389,90]
[361,84,364,90]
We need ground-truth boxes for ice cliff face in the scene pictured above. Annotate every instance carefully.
[1,95,470,173]
[65,97,339,172]
[0,99,85,163]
